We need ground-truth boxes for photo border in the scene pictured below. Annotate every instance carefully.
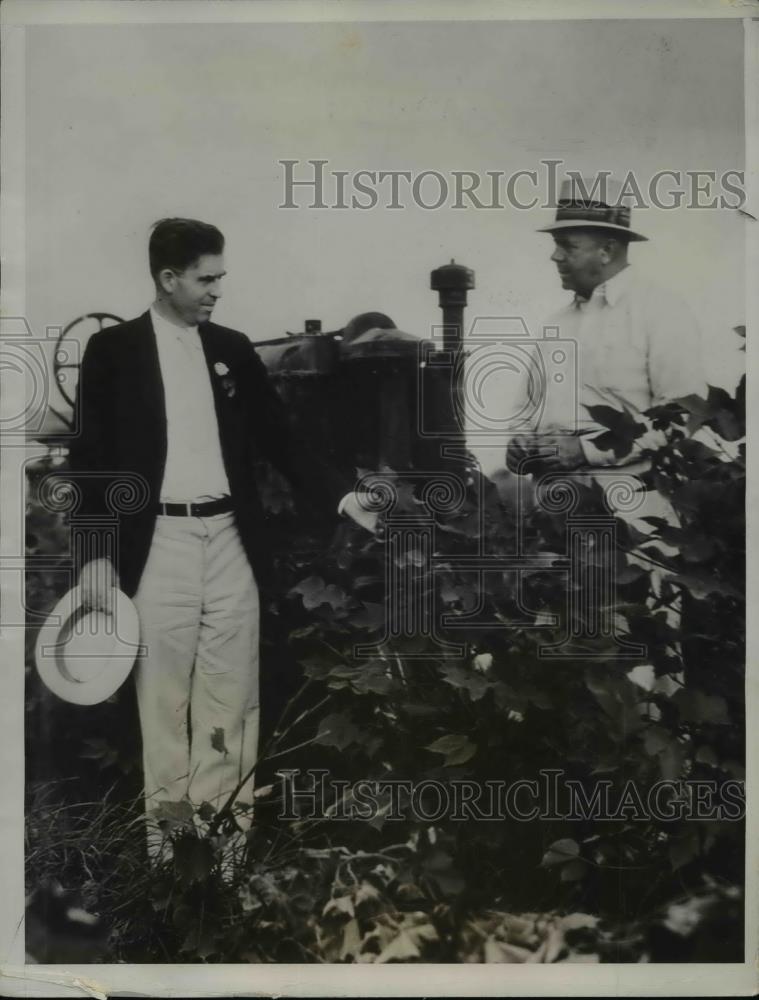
[1,1,756,996]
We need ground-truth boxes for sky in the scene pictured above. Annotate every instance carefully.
[25,17,746,449]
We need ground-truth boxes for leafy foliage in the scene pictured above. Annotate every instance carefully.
[25,377,745,963]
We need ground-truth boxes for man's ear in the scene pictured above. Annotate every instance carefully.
[156,268,178,295]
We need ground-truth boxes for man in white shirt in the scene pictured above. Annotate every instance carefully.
[69,218,375,851]
[506,176,705,485]
[502,177,706,669]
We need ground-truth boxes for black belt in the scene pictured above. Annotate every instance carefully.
[156,497,234,517]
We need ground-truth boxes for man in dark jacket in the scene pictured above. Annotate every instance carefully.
[68,218,374,848]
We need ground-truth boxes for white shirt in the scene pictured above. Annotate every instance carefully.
[150,307,231,502]
[520,266,706,467]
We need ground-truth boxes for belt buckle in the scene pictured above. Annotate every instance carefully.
[189,502,197,517]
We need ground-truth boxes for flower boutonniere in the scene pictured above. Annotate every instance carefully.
[213,361,236,398]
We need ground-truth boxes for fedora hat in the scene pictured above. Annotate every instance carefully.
[35,586,141,705]
[538,176,648,242]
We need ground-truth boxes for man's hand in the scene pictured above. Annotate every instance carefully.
[78,557,117,614]
[533,434,586,472]
[339,491,380,535]
[505,434,536,473]
[506,433,586,474]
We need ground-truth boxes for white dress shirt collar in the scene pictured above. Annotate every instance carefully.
[575,264,634,309]
[149,305,200,341]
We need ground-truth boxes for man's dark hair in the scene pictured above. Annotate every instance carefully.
[149,218,224,279]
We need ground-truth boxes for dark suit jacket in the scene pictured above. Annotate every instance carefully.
[67,311,349,597]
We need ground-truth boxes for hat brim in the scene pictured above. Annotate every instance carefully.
[35,586,140,705]
[538,220,648,242]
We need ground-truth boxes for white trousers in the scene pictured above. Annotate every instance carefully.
[132,512,260,834]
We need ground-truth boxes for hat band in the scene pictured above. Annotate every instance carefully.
[555,200,631,228]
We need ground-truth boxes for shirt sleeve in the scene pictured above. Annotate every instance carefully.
[646,286,707,404]
[579,285,706,468]
[66,331,119,567]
